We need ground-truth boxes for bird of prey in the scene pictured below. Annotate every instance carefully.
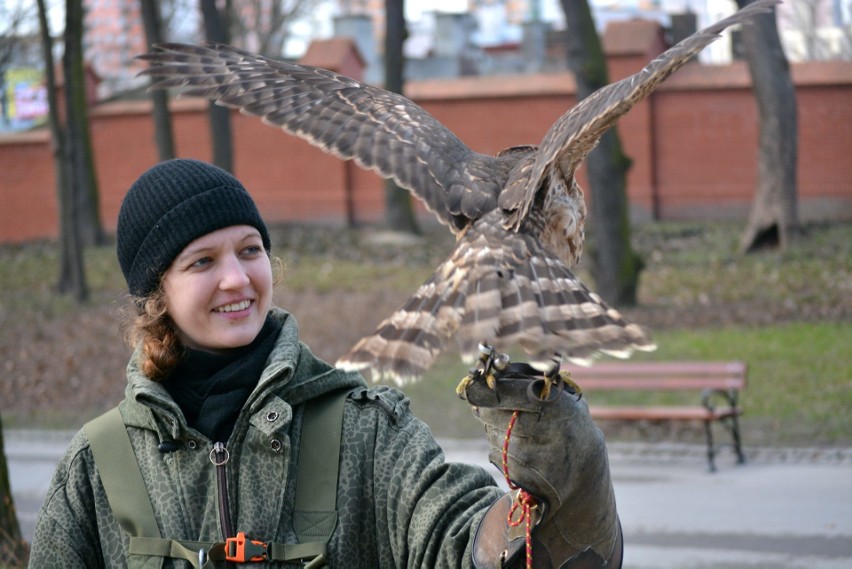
[140,0,777,385]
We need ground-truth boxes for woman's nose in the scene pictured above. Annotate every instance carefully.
[218,255,251,289]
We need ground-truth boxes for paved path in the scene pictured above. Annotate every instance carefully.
[7,430,852,568]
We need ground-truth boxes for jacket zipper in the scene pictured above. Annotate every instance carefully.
[211,442,235,542]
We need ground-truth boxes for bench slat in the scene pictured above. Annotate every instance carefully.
[563,361,747,391]
[588,405,742,422]
[565,361,746,376]
[576,377,745,391]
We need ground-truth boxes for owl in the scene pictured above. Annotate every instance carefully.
[140,0,777,384]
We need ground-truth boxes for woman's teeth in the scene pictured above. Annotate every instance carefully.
[215,300,251,313]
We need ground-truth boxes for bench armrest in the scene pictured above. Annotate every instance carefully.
[701,387,739,412]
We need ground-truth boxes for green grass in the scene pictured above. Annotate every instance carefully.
[631,221,851,318]
[0,240,125,315]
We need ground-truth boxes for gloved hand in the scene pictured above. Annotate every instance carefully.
[460,352,622,568]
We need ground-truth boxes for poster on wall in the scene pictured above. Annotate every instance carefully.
[1,68,48,133]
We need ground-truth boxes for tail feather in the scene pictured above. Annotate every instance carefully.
[337,222,655,384]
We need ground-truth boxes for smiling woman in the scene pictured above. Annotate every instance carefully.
[116,159,275,381]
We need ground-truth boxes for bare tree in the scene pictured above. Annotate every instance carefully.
[32,0,90,301]
[559,0,641,306]
[200,0,234,172]
[779,0,851,61]
[737,0,798,252]
[229,0,319,57]
[64,0,106,249]
[4,5,90,557]
[140,0,176,161]
[382,0,420,234]
[160,0,202,43]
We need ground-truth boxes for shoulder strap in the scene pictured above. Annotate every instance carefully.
[85,406,160,539]
[293,387,349,543]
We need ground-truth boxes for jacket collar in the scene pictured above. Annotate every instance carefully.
[120,307,366,437]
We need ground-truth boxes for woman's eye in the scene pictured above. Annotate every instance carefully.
[191,256,212,268]
[243,245,263,256]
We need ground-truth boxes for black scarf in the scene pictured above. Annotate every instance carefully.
[164,316,282,443]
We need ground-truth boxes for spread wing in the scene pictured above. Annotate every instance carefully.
[500,0,780,228]
[337,210,654,385]
[139,43,509,233]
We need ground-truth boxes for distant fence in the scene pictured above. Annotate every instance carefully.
[1,59,850,244]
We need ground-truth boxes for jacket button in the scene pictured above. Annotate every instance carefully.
[266,412,279,422]
[270,439,283,452]
[186,440,198,450]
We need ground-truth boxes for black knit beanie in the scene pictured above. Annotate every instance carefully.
[117,159,271,297]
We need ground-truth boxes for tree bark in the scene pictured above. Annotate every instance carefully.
[65,0,105,248]
[201,0,234,172]
[48,0,88,301]
[737,0,799,252]
[560,0,641,306]
[140,0,176,161]
[0,415,29,565]
[382,0,420,234]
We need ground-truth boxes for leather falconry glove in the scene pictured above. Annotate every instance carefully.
[459,346,622,569]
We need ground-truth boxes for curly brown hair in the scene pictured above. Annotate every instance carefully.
[125,289,183,381]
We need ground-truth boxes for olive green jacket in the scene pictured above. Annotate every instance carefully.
[29,308,501,568]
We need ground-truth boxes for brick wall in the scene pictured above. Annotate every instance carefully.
[1,60,851,244]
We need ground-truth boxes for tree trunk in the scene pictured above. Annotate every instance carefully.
[737,0,798,252]
[47,0,88,301]
[140,0,176,161]
[382,0,420,234]
[75,104,106,247]
[201,0,234,172]
[560,0,641,305]
[0,415,29,565]
[65,0,105,248]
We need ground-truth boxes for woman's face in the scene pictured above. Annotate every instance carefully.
[161,225,272,353]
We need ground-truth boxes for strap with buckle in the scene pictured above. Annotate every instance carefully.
[225,532,269,563]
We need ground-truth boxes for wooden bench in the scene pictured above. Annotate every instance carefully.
[562,361,747,472]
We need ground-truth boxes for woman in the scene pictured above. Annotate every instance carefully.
[29,159,622,568]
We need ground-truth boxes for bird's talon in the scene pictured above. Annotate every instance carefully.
[485,372,498,391]
[558,370,583,397]
[456,374,476,398]
[539,381,552,401]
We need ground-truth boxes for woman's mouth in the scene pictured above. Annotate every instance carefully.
[214,299,252,313]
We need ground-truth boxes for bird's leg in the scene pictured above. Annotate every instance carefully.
[455,370,477,398]
[456,343,511,396]
[537,368,552,401]
[558,370,583,399]
[456,344,495,397]
[534,359,560,401]
[488,350,511,389]
[535,358,582,401]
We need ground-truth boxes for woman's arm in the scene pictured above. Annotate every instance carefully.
[29,432,109,568]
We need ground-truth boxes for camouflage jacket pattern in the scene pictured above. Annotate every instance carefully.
[29,308,501,568]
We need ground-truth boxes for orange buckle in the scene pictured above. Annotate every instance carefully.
[225,531,269,563]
